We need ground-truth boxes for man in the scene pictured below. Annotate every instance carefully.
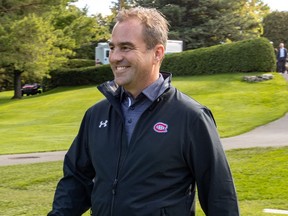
[277,43,287,73]
[48,7,239,216]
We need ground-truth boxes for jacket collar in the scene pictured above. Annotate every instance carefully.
[97,72,172,102]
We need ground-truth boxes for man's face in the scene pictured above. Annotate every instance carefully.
[109,18,158,96]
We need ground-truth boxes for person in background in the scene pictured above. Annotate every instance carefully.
[48,7,239,216]
[277,42,287,73]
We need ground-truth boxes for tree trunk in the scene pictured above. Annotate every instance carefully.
[12,70,22,99]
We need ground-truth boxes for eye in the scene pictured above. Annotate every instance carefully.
[109,45,115,51]
[121,45,132,52]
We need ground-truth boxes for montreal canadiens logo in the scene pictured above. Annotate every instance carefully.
[153,122,168,133]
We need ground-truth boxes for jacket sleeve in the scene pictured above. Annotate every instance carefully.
[48,111,95,216]
[188,108,239,216]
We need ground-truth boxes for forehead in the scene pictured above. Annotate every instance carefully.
[111,18,145,44]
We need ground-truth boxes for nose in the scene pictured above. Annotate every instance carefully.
[109,48,123,63]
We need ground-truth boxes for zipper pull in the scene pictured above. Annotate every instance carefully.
[161,209,167,216]
[112,179,118,195]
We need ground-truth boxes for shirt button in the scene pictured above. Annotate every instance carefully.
[130,106,135,110]
[128,119,132,123]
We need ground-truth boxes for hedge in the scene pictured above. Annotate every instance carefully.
[161,37,276,75]
[63,59,96,68]
[46,37,276,88]
[45,65,113,88]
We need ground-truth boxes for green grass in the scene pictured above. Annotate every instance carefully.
[0,72,287,215]
[0,86,104,154]
[197,147,288,215]
[0,147,287,216]
[172,73,288,137]
[0,72,288,155]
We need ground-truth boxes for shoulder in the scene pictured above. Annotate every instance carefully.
[168,87,212,116]
[166,87,217,126]
[86,98,110,115]
[171,87,206,109]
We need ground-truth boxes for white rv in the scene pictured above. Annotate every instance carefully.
[95,42,110,65]
[165,40,183,54]
[95,40,183,65]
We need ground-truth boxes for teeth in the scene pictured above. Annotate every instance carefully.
[117,66,127,70]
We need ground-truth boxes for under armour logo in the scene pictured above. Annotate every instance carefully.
[99,120,108,128]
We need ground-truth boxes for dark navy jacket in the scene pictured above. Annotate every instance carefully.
[48,73,239,216]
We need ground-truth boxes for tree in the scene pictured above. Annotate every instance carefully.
[0,0,110,97]
[262,11,288,48]
[0,14,72,99]
[0,0,74,16]
[130,0,269,49]
[0,0,75,98]
[51,6,111,59]
[233,0,269,40]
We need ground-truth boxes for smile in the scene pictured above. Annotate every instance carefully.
[116,66,129,71]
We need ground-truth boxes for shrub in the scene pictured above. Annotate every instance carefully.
[161,37,276,76]
[64,59,96,68]
[46,38,276,89]
[45,65,113,89]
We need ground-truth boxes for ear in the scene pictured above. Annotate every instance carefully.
[153,44,165,63]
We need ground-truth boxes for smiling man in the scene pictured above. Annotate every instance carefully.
[108,16,163,98]
[48,7,239,216]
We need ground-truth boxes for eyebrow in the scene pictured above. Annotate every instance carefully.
[109,41,135,48]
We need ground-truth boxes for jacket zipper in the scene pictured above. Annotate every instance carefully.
[110,124,128,216]
[161,209,167,216]
[110,178,118,216]
[107,90,165,215]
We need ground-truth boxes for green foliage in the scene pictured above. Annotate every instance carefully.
[0,68,13,90]
[46,65,113,88]
[47,38,276,89]
[133,0,269,49]
[63,59,96,68]
[262,11,288,47]
[0,1,75,98]
[234,0,269,37]
[0,0,110,98]
[0,0,71,17]
[0,13,73,98]
[6,14,71,75]
[161,37,276,75]
[51,5,110,49]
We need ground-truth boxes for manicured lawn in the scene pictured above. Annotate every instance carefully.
[172,73,288,137]
[0,86,104,154]
[0,72,287,155]
[0,73,288,215]
[0,147,287,215]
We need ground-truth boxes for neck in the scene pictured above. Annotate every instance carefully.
[126,74,160,99]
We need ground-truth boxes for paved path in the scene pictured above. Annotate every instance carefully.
[222,113,288,150]
[223,72,288,149]
[0,151,67,166]
[0,73,287,166]
[1,112,287,166]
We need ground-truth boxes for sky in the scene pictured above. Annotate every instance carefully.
[73,0,288,16]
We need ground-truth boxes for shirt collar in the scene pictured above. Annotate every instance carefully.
[142,74,165,101]
[120,74,165,103]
